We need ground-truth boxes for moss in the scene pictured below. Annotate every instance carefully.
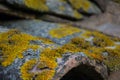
[49,25,81,38]
[24,0,49,11]
[0,29,39,67]
[69,0,91,11]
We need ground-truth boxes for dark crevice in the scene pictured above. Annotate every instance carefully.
[60,64,104,80]
[78,8,93,17]
[89,0,107,12]
[0,13,23,21]
[66,0,96,16]
[38,67,50,70]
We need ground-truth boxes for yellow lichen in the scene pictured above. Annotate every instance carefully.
[61,43,80,53]
[20,59,36,80]
[20,48,60,80]
[69,0,91,11]
[103,45,120,71]
[105,46,120,57]
[59,6,65,11]
[104,57,120,71]
[0,29,39,67]
[35,70,55,80]
[40,48,61,68]
[49,25,81,38]
[71,37,91,49]
[20,59,55,80]
[54,37,104,60]
[24,0,49,11]
[73,10,83,19]
[81,30,93,38]
[38,37,53,44]
[81,31,115,47]
[1,26,120,80]
[92,32,114,47]
[63,37,104,60]
[88,47,105,60]
[41,48,61,60]
[20,29,120,80]
[40,56,57,69]
[112,37,120,42]
[55,37,91,54]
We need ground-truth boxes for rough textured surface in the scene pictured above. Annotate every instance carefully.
[72,1,120,38]
[45,1,120,38]
[0,20,120,80]
[0,0,120,80]
[3,0,105,19]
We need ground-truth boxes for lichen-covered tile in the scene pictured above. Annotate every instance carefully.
[68,0,102,14]
[6,0,83,19]
[1,21,120,80]
[4,20,83,45]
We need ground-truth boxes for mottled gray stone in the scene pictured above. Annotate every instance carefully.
[3,20,82,45]
[5,0,83,19]
[0,26,9,33]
